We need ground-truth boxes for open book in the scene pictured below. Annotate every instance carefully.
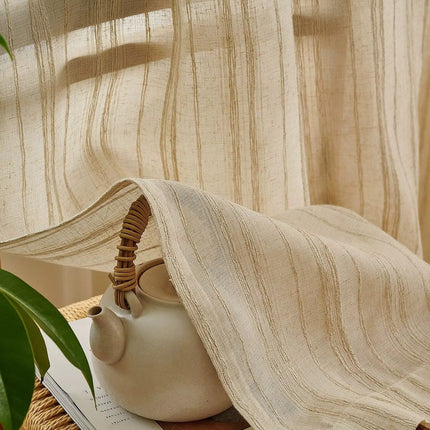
[39,318,161,430]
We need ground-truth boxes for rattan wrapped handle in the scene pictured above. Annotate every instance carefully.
[109,195,151,309]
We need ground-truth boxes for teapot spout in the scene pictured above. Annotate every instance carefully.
[87,305,126,364]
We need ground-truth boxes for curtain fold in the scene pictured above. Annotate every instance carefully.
[0,1,430,428]
[5,178,430,429]
[1,0,428,261]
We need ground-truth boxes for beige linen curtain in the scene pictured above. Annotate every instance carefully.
[0,0,428,258]
[1,0,430,428]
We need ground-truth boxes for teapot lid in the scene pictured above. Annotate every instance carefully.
[137,259,181,304]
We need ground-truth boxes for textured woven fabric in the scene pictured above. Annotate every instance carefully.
[0,0,429,259]
[1,1,430,429]
[8,179,430,429]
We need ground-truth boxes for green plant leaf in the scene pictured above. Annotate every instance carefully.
[0,269,95,402]
[0,34,12,60]
[8,298,50,379]
[0,370,11,430]
[0,292,35,430]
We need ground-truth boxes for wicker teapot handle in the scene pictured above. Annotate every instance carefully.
[109,195,151,309]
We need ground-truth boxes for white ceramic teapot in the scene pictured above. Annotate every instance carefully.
[87,258,232,422]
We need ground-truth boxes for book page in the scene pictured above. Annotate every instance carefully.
[41,317,161,430]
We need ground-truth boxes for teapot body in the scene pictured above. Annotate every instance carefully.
[88,262,231,422]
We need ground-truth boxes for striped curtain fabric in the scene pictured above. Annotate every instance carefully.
[0,1,428,260]
[0,1,430,428]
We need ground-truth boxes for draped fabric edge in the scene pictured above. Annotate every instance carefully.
[1,178,430,429]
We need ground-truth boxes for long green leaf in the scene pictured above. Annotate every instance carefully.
[0,371,11,430]
[0,34,12,60]
[0,270,95,401]
[9,298,50,379]
[0,292,35,430]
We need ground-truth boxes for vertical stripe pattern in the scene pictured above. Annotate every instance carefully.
[0,0,430,424]
[1,173,430,428]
